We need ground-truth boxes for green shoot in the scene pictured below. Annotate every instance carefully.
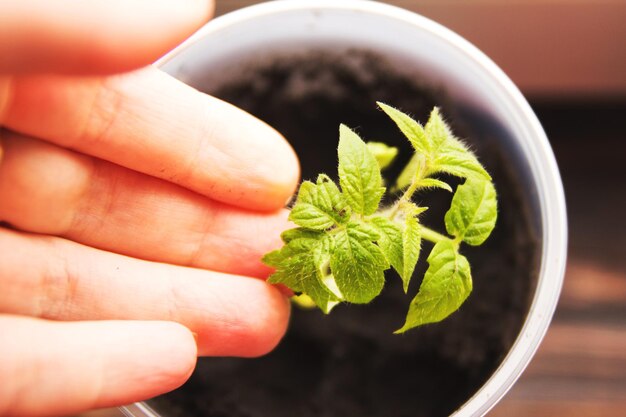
[263,103,497,333]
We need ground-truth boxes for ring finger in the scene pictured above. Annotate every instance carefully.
[0,227,290,357]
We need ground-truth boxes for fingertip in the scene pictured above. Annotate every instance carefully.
[0,317,199,416]
[0,0,215,75]
[242,284,291,358]
[113,321,198,400]
[199,99,301,211]
[255,122,301,210]
[147,321,198,383]
[196,280,291,358]
[262,128,301,211]
[82,0,215,74]
[93,0,216,74]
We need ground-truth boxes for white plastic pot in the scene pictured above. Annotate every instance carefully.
[122,1,567,416]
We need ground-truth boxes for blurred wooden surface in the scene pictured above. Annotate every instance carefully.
[214,0,626,97]
[489,262,626,416]
[488,100,626,416]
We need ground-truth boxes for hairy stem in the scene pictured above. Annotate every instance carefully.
[402,154,427,201]
[388,155,428,219]
[419,226,450,244]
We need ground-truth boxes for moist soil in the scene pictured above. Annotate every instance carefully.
[149,50,539,417]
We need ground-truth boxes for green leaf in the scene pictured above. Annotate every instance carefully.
[265,234,340,314]
[264,103,497,333]
[445,178,498,246]
[280,227,324,244]
[366,141,398,171]
[417,178,453,192]
[424,109,491,181]
[338,125,385,215]
[370,215,404,279]
[431,139,491,181]
[330,222,389,304]
[424,107,452,150]
[377,102,429,155]
[289,174,351,230]
[395,154,420,191]
[263,232,320,267]
[263,244,309,285]
[402,205,422,293]
[396,240,472,333]
[291,293,317,309]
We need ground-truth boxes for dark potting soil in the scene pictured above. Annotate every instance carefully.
[149,50,539,417]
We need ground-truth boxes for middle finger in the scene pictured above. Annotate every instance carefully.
[0,132,291,277]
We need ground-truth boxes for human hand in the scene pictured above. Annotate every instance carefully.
[0,1,300,416]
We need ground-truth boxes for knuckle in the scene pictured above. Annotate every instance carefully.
[37,240,80,320]
[77,77,124,148]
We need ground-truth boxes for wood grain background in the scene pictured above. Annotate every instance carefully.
[488,101,626,416]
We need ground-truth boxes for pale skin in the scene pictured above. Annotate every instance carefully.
[0,1,301,416]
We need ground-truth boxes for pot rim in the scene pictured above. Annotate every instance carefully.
[127,1,568,416]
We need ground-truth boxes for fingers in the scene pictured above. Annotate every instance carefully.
[0,227,290,357]
[0,0,213,74]
[1,68,300,211]
[0,133,291,277]
[0,316,196,417]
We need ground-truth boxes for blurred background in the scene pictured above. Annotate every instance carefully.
[83,0,626,416]
[217,0,626,98]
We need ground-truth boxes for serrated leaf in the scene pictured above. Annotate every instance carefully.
[445,178,498,246]
[394,154,418,191]
[338,125,385,215]
[396,240,472,333]
[330,222,389,304]
[289,175,351,230]
[280,227,324,244]
[265,234,340,313]
[370,215,404,279]
[416,108,490,181]
[262,249,287,268]
[424,107,452,150]
[305,234,343,308]
[366,141,398,171]
[432,143,491,181]
[378,102,429,155]
[402,207,422,293]
[291,293,317,309]
[262,233,318,267]
[417,178,453,192]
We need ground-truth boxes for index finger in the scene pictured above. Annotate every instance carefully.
[0,0,214,74]
[1,68,300,211]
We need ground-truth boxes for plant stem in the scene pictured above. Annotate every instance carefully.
[388,155,427,220]
[385,153,452,246]
[419,226,449,244]
[403,154,427,201]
